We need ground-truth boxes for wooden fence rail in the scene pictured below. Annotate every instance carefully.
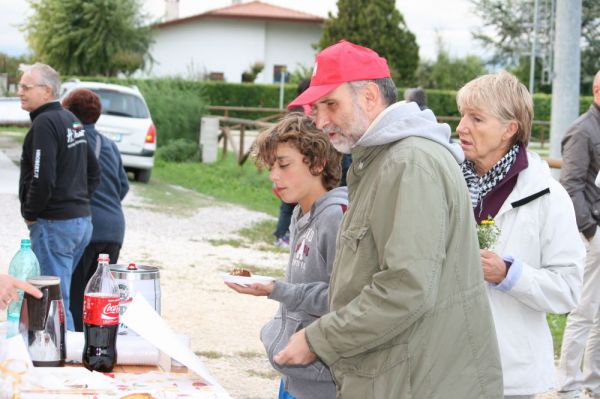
[207,106,562,168]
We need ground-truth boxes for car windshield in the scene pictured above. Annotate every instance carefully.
[91,89,149,119]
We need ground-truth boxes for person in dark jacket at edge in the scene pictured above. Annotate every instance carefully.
[63,88,129,332]
[18,63,100,331]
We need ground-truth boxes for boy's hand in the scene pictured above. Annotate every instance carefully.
[274,329,317,365]
[224,281,275,296]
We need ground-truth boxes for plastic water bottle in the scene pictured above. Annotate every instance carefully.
[6,239,40,337]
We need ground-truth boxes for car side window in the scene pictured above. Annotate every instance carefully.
[91,89,149,119]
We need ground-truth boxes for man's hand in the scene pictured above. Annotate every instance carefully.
[224,281,274,296]
[0,274,42,310]
[480,249,507,284]
[24,219,36,226]
[274,329,317,366]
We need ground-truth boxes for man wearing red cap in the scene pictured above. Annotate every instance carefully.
[274,41,503,398]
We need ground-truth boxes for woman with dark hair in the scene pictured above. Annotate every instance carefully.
[62,88,129,332]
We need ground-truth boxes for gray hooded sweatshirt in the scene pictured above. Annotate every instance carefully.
[356,100,463,162]
[260,186,348,399]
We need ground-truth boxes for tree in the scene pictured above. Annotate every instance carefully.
[416,36,487,90]
[241,62,264,83]
[318,0,419,85]
[23,0,154,76]
[470,0,600,92]
[0,52,33,87]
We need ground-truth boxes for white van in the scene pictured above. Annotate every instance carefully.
[60,80,156,183]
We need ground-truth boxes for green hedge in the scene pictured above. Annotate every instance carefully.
[413,88,593,141]
[72,77,208,145]
[74,77,594,145]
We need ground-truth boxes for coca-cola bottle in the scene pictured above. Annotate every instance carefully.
[82,254,119,372]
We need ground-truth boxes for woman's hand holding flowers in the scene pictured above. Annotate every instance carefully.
[480,249,507,284]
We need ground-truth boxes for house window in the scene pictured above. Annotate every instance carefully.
[209,72,224,81]
[273,65,289,83]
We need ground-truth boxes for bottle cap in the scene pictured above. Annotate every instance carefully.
[127,263,137,270]
[20,239,31,247]
[98,254,110,263]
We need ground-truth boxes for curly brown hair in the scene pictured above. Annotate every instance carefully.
[62,88,102,124]
[253,112,342,190]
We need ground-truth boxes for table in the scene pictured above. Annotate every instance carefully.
[16,363,231,398]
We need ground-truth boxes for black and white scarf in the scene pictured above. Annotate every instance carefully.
[462,144,520,208]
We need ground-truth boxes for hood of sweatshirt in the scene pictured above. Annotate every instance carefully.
[292,186,349,235]
[355,101,464,164]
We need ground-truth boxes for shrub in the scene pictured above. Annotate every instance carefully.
[135,79,206,144]
[158,138,200,162]
[74,76,593,147]
[72,76,206,145]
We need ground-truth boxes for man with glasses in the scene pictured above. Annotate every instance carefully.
[18,63,100,331]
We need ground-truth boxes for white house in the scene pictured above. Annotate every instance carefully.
[146,1,324,83]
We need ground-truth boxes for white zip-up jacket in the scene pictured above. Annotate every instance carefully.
[489,151,585,395]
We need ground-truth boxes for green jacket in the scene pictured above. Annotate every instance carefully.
[305,104,503,398]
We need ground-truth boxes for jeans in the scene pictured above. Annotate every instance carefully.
[278,380,296,399]
[29,216,93,331]
[274,201,294,239]
[558,232,600,394]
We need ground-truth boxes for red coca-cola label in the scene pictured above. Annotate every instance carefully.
[83,294,120,326]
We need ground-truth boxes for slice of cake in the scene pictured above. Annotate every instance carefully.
[230,268,252,277]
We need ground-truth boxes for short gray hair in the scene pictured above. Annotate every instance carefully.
[19,63,61,99]
[348,77,397,106]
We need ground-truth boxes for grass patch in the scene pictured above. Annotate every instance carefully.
[246,369,280,379]
[237,351,263,359]
[152,151,280,216]
[208,220,288,254]
[239,219,289,253]
[195,350,223,359]
[239,220,277,243]
[548,313,568,358]
[127,179,215,217]
[208,238,243,247]
[0,126,29,137]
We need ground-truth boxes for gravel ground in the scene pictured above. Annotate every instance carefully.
[0,134,564,398]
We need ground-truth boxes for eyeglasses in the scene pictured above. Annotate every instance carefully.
[18,83,47,91]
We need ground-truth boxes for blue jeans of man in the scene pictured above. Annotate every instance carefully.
[29,216,92,331]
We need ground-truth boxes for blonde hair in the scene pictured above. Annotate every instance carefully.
[457,70,533,146]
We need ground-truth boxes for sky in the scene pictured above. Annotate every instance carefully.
[0,0,488,61]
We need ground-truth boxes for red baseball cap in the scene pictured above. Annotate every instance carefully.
[288,40,391,109]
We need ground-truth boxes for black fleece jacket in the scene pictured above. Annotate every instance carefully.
[19,101,101,221]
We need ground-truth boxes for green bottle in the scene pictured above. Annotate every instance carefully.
[6,239,40,337]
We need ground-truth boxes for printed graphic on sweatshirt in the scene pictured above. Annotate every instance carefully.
[292,228,314,273]
[66,122,87,148]
[33,149,41,178]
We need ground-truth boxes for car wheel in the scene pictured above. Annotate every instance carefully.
[135,168,152,183]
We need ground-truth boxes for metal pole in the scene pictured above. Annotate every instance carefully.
[549,0,581,175]
[529,0,540,95]
[278,67,286,110]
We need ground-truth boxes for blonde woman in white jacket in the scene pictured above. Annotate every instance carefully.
[456,71,585,398]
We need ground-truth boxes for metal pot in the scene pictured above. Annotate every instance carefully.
[110,263,161,335]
